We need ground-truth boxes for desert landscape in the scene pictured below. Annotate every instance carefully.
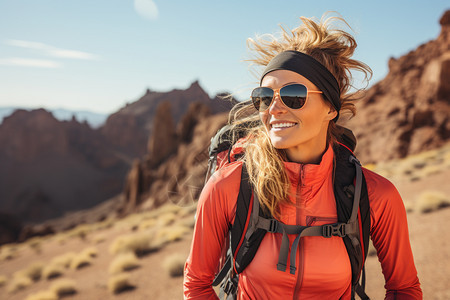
[0,143,450,299]
[0,9,449,300]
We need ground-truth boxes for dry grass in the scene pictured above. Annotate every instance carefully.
[66,224,93,241]
[0,244,19,261]
[415,190,450,213]
[42,263,64,280]
[7,275,33,293]
[49,278,77,297]
[138,218,157,231]
[81,246,98,258]
[16,261,45,282]
[109,252,140,274]
[0,274,7,287]
[156,225,190,243]
[25,290,58,300]
[27,237,43,254]
[93,234,106,244]
[70,252,92,270]
[51,252,76,268]
[109,231,163,256]
[163,254,186,277]
[156,213,176,227]
[108,273,135,294]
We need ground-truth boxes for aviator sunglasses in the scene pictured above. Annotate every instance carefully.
[251,83,323,112]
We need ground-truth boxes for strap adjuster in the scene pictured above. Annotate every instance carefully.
[222,277,238,295]
[268,219,279,233]
[322,223,347,238]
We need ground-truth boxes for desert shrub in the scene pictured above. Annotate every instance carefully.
[179,216,196,229]
[109,252,140,274]
[109,232,159,256]
[49,278,77,297]
[8,275,33,293]
[67,224,93,241]
[138,218,157,231]
[0,245,18,261]
[93,234,106,244]
[156,225,190,243]
[415,191,450,213]
[16,261,45,282]
[81,246,98,258]
[108,273,135,294]
[0,275,7,287]
[28,237,43,254]
[156,213,176,227]
[42,263,64,280]
[70,252,92,270]
[163,254,186,277]
[54,233,68,245]
[51,252,76,268]
[25,290,58,300]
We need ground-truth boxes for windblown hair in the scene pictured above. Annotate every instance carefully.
[228,13,372,218]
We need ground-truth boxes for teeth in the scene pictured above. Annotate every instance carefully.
[271,123,296,129]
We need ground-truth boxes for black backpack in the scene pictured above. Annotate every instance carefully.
[206,124,371,300]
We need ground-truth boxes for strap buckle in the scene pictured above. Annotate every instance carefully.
[222,276,238,295]
[268,219,279,233]
[322,223,347,238]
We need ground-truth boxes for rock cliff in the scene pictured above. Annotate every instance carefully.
[342,10,450,163]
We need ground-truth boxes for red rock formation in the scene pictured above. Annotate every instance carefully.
[0,109,130,223]
[341,10,450,163]
[100,81,233,160]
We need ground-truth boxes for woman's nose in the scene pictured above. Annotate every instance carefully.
[268,92,287,115]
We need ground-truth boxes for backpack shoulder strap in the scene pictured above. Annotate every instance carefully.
[333,142,371,299]
[212,163,253,287]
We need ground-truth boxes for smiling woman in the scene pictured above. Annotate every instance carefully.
[184,13,422,300]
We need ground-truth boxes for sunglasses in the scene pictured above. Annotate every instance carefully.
[251,83,323,112]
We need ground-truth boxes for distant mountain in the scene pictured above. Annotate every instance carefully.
[0,81,234,233]
[100,81,235,159]
[0,107,108,129]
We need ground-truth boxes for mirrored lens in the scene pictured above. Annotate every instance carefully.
[279,84,307,109]
[251,87,274,111]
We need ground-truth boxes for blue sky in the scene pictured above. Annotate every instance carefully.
[0,1,448,114]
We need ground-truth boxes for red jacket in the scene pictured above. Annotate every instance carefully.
[184,146,422,299]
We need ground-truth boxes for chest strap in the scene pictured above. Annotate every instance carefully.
[256,216,358,274]
[251,155,362,275]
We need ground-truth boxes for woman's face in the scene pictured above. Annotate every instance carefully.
[259,70,337,163]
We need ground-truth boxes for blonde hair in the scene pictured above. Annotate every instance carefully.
[229,14,372,218]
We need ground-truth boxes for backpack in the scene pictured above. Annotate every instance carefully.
[206,124,371,300]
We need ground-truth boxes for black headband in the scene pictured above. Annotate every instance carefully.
[261,50,341,121]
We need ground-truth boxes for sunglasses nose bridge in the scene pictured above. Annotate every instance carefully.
[268,88,287,112]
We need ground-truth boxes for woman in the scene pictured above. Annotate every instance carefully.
[184,14,422,299]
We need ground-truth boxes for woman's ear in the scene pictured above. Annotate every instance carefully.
[326,106,338,120]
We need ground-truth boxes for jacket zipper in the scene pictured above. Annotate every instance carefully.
[293,165,304,299]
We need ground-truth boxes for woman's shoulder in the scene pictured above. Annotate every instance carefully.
[362,167,398,196]
[362,167,405,225]
[200,160,244,203]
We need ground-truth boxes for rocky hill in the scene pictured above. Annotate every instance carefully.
[0,82,233,241]
[0,109,130,224]
[342,10,450,163]
[100,81,234,159]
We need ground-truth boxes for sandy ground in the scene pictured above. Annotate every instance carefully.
[1,169,449,300]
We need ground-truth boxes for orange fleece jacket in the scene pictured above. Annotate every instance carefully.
[184,146,422,299]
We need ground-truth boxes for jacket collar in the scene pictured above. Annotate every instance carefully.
[283,145,334,187]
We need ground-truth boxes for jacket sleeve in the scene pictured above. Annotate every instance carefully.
[183,163,241,299]
[364,168,423,299]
